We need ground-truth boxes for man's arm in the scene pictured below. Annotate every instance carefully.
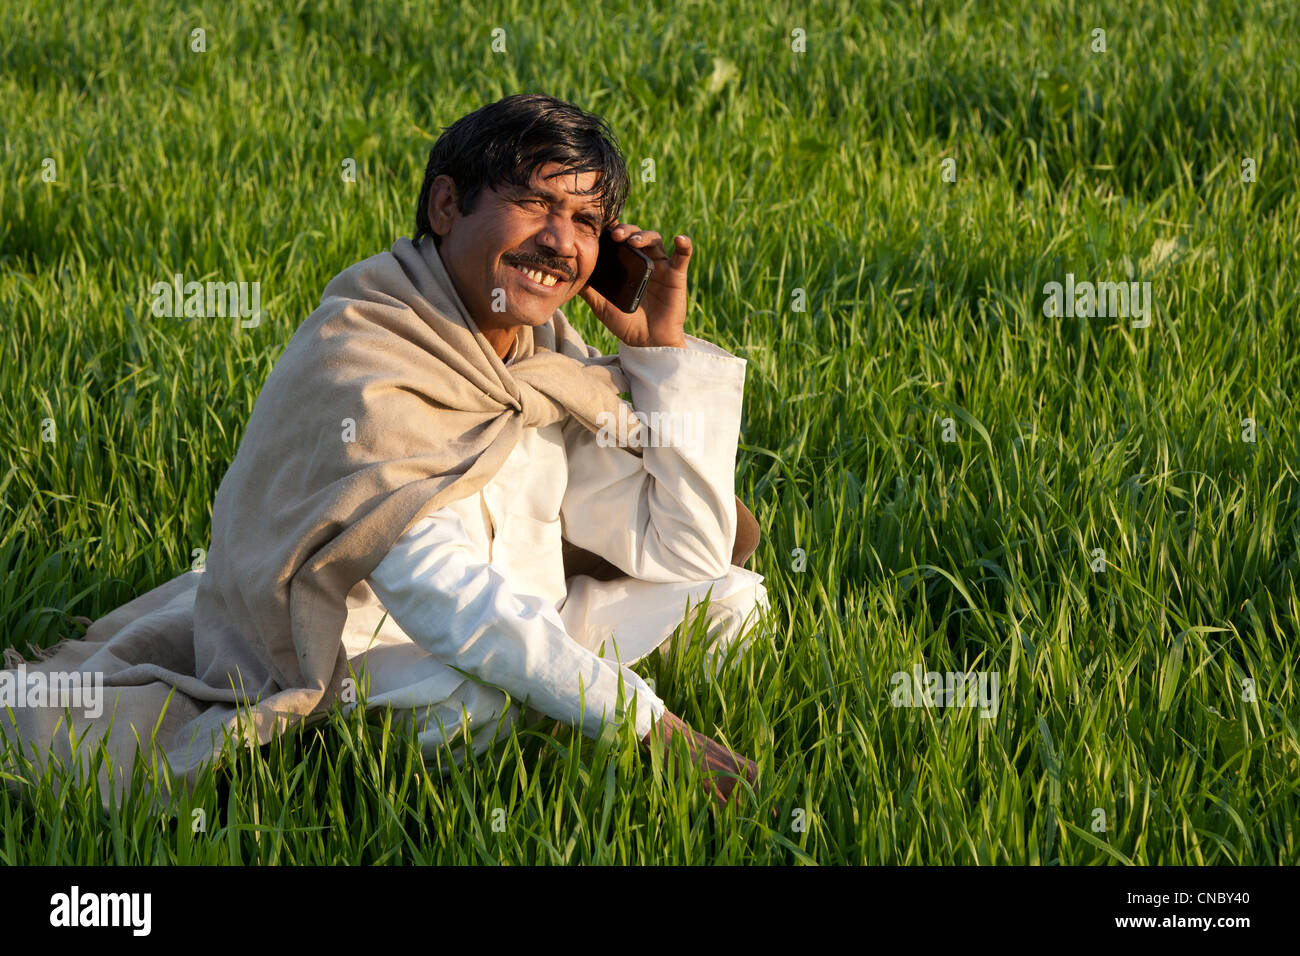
[366,508,667,742]
[560,333,747,583]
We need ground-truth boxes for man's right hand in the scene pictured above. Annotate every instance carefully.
[642,709,758,807]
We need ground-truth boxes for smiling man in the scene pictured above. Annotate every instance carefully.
[1,93,770,810]
[413,111,688,356]
[345,93,772,803]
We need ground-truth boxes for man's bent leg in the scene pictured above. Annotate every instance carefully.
[558,565,772,678]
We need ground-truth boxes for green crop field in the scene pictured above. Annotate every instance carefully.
[2,0,1298,864]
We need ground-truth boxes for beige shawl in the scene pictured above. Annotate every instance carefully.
[0,235,654,809]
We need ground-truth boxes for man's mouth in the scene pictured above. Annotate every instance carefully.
[509,262,569,291]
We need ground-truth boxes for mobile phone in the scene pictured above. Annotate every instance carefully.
[585,228,654,313]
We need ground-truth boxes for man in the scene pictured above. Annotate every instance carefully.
[346,93,770,804]
[0,93,769,810]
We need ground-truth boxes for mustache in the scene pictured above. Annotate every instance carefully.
[506,256,573,281]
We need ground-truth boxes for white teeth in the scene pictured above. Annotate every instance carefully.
[518,266,558,287]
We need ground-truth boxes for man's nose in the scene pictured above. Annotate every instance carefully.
[535,215,578,261]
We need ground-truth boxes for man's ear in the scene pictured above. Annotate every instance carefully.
[427,174,459,238]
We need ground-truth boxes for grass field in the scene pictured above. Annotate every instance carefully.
[2,0,1298,864]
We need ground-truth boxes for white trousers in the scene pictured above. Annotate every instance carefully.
[342,565,771,764]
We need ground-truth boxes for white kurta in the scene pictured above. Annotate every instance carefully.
[337,332,770,765]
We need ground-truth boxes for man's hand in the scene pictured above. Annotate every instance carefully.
[642,709,758,808]
[578,222,690,349]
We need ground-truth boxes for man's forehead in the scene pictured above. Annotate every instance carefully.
[516,164,603,207]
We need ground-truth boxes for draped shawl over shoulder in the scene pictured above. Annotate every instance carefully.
[0,236,647,808]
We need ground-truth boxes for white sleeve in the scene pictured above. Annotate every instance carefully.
[366,507,667,741]
[560,333,747,583]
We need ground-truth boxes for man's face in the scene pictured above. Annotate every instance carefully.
[428,161,606,338]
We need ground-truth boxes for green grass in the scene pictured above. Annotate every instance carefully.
[2,0,1298,863]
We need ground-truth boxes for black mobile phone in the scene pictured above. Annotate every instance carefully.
[585,228,654,313]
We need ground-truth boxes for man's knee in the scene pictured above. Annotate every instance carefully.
[676,566,771,673]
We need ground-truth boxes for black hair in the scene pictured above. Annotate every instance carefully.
[414,93,630,245]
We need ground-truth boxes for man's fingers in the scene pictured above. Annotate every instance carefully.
[612,223,689,268]
[625,229,667,261]
[659,719,759,808]
[669,235,692,273]
[610,224,692,285]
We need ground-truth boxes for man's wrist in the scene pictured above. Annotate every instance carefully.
[627,335,686,349]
